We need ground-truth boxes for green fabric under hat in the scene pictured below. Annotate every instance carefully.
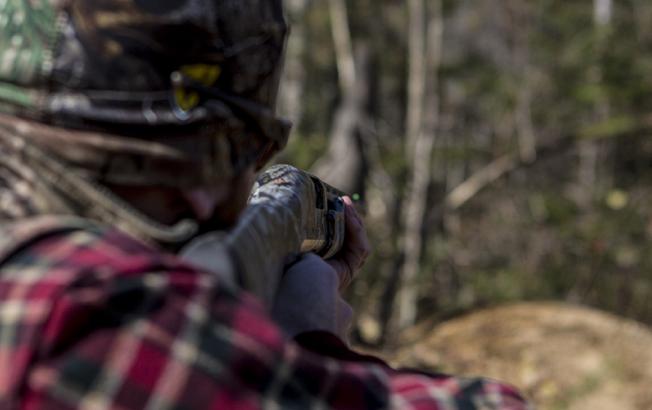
[0,0,58,109]
[0,0,58,85]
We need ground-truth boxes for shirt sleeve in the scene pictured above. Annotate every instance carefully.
[6,229,530,410]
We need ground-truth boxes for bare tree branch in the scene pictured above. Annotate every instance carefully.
[442,126,652,211]
[329,0,356,94]
[445,154,519,211]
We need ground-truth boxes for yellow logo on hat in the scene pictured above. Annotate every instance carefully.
[173,64,221,112]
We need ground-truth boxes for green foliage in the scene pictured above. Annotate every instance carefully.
[579,115,637,140]
[279,133,329,170]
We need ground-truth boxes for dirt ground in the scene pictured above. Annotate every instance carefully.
[381,302,652,410]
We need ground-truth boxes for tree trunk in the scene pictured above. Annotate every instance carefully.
[395,0,443,330]
[575,0,612,208]
[311,0,368,195]
[278,0,309,124]
[594,0,612,26]
[405,0,426,155]
[511,1,537,163]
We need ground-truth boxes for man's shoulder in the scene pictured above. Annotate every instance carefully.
[0,215,186,286]
[0,216,274,408]
[0,215,104,259]
[0,215,245,313]
[0,216,186,405]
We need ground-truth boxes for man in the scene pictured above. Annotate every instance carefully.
[0,0,529,408]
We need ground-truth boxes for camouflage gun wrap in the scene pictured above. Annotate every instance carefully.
[181,165,346,308]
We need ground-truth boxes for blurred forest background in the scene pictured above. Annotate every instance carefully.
[276,0,652,407]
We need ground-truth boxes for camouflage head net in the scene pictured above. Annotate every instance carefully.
[0,0,290,187]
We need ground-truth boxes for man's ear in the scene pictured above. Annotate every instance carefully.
[183,186,231,221]
[196,164,258,229]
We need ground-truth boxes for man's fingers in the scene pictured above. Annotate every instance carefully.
[326,195,371,290]
[343,196,364,226]
[344,197,370,262]
[329,259,352,291]
[337,298,354,341]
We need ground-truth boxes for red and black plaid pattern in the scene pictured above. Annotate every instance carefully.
[0,218,529,409]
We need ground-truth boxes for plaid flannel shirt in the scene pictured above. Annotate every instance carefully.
[0,217,529,409]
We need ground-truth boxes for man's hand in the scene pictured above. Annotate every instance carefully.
[272,253,353,339]
[327,196,371,290]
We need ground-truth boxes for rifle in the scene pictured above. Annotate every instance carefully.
[180,164,346,308]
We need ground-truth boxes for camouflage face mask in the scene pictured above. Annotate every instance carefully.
[0,0,290,187]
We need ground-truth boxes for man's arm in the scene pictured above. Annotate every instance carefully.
[2,227,529,409]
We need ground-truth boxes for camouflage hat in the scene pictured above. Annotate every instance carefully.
[0,0,290,186]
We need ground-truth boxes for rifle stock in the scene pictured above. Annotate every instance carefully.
[181,164,346,308]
